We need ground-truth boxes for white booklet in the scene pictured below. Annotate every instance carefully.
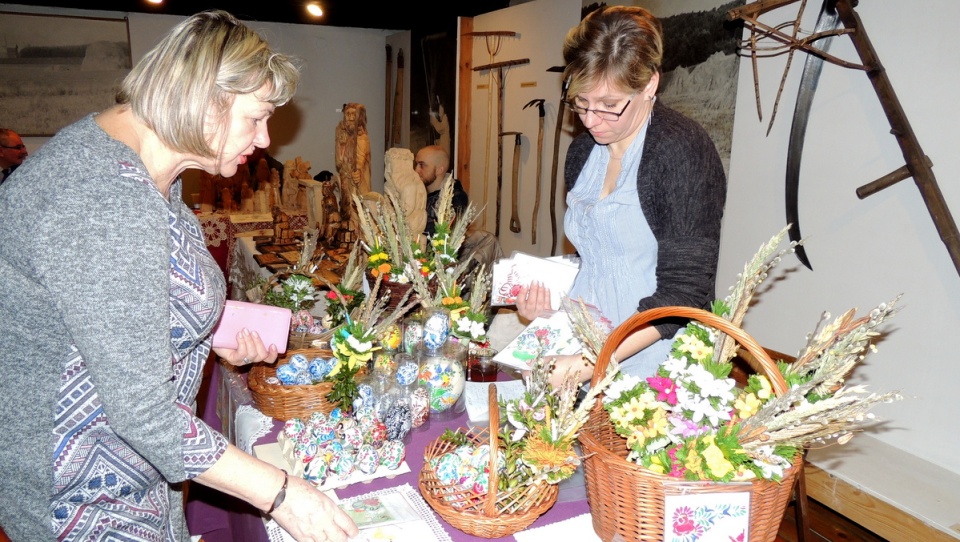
[491,251,580,310]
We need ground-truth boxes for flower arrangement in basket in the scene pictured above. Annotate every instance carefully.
[418,336,620,538]
[354,177,494,344]
[249,272,417,420]
[319,242,366,329]
[574,227,904,542]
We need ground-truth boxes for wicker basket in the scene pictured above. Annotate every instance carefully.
[248,348,341,420]
[418,385,559,538]
[365,271,418,314]
[580,306,801,542]
[287,328,334,350]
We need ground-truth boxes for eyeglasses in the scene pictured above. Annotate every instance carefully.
[1,144,26,151]
[564,94,636,121]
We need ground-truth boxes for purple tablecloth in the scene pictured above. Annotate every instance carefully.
[186,363,592,541]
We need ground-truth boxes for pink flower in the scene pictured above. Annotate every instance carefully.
[666,445,687,478]
[647,376,678,405]
[672,506,696,534]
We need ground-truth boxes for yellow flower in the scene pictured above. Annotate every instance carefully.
[626,430,646,450]
[676,333,714,362]
[701,436,734,478]
[734,392,761,419]
[622,397,647,424]
[648,455,666,474]
[756,375,773,400]
[643,408,668,439]
[684,445,704,477]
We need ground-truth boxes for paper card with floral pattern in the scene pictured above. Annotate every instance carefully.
[663,490,750,541]
[492,310,583,371]
[491,252,580,309]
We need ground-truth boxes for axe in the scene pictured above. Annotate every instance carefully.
[524,98,545,244]
[500,131,523,234]
[547,70,570,255]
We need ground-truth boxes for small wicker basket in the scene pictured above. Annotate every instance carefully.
[580,306,801,542]
[418,385,558,538]
[248,348,342,420]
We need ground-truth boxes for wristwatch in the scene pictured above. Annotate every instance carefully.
[268,470,288,515]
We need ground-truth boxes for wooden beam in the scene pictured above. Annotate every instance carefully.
[456,17,474,193]
[805,463,960,542]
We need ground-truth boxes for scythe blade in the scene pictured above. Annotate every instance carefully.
[786,0,840,270]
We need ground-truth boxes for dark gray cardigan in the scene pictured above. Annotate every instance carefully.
[564,100,727,338]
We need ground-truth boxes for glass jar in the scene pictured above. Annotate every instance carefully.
[402,311,424,354]
[417,339,466,414]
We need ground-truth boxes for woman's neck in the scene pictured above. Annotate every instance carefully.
[95,106,184,199]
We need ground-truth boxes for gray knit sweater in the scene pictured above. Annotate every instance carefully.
[0,115,225,540]
[564,100,727,338]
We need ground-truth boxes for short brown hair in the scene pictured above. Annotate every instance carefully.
[562,6,663,99]
[117,10,300,158]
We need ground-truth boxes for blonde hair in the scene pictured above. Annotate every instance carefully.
[562,6,663,99]
[117,10,300,158]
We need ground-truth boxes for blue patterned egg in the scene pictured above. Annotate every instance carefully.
[275,364,300,385]
[421,309,451,352]
[355,384,375,411]
[307,357,333,383]
[324,439,344,454]
[355,444,379,474]
[378,439,405,470]
[288,353,310,371]
[304,454,328,485]
[395,360,419,386]
[328,408,343,424]
[294,372,313,386]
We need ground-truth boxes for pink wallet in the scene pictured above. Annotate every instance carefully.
[211,301,291,354]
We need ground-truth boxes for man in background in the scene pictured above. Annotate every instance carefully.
[414,144,468,236]
[0,129,28,185]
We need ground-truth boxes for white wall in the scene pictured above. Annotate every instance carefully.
[467,0,582,256]
[2,4,410,195]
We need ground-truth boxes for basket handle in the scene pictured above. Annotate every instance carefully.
[485,383,499,517]
[590,306,788,396]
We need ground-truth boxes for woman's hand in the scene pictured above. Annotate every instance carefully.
[521,354,593,388]
[515,281,552,322]
[270,476,359,542]
[213,329,279,366]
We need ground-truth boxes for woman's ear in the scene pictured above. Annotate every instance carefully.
[645,72,660,100]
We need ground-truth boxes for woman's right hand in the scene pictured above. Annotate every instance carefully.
[516,281,552,322]
[270,476,359,542]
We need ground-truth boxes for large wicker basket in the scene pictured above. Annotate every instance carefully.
[248,348,341,420]
[419,385,559,538]
[580,306,801,542]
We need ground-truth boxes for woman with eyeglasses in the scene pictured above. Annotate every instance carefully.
[0,11,358,542]
[516,6,727,385]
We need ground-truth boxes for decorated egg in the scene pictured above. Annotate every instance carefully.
[373,351,397,374]
[288,353,310,371]
[294,372,313,386]
[379,323,402,352]
[308,357,334,383]
[395,358,419,386]
[418,356,466,413]
[304,454,328,486]
[409,387,430,428]
[421,308,451,352]
[306,411,326,429]
[378,439,405,470]
[275,363,300,385]
[283,418,306,439]
[382,404,412,441]
[354,383,375,411]
[401,317,423,354]
[294,309,315,329]
[327,408,344,425]
[308,323,325,335]
[355,444,379,474]
[324,439,344,454]
[433,452,462,485]
[329,449,355,480]
[311,422,337,444]
[363,417,388,449]
[342,425,364,451]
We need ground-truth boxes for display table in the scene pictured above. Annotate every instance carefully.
[185,359,593,542]
[197,211,308,298]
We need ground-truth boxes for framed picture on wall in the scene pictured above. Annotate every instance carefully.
[0,12,132,136]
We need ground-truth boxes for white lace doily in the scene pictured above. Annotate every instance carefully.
[235,404,273,454]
